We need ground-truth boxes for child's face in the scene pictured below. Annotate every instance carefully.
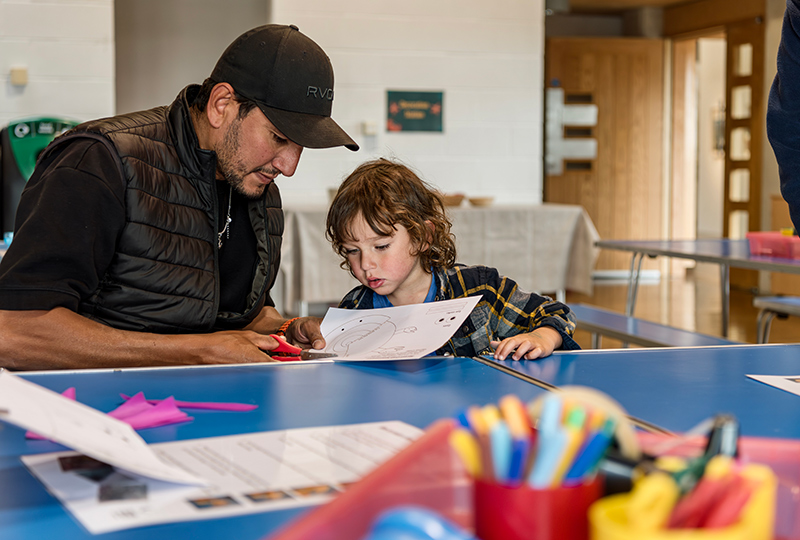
[341,213,431,305]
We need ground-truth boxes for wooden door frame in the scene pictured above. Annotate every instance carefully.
[664,0,765,290]
[669,37,698,276]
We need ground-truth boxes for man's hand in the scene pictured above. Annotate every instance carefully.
[490,327,563,361]
[197,330,285,364]
[283,317,325,350]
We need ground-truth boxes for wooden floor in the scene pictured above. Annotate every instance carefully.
[565,263,800,349]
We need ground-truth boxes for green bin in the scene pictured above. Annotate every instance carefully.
[1,117,80,237]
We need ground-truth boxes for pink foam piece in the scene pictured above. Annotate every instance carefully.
[108,391,153,420]
[121,396,193,430]
[120,393,257,411]
[26,390,193,441]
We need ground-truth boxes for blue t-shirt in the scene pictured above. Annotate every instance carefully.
[371,274,437,308]
[372,275,439,356]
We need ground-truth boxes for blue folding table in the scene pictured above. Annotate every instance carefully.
[0,358,548,540]
[484,342,800,438]
[596,239,800,336]
[5,343,800,539]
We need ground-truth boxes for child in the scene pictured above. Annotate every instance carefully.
[325,158,580,360]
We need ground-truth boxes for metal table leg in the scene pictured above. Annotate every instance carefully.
[720,264,729,337]
[625,252,645,317]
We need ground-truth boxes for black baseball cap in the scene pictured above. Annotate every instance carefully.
[210,24,358,151]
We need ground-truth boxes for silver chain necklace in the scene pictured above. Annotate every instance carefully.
[218,185,232,249]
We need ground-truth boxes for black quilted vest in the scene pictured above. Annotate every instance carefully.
[41,87,283,333]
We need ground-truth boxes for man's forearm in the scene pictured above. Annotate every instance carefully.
[0,307,279,370]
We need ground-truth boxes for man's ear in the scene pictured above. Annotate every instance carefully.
[206,82,238,129]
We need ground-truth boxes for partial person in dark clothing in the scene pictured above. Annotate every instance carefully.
[0,25,358,370]
[768,0,800,233]
[326,159,579,360]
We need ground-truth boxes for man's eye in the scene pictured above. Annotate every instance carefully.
[272,132,287,143]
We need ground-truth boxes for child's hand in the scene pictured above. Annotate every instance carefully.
[490,327,563,361]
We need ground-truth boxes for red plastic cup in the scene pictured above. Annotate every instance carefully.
[473,477,603,540]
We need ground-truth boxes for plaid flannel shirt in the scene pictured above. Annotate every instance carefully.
[337,264,580,357]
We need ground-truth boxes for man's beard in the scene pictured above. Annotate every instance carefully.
[215,116,278,200]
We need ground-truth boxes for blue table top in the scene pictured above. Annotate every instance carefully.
[8,344,800,539]
[0,358,548,540]
[489,343,800,439]
[595,238,800,273]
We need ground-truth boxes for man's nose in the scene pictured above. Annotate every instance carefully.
[274,143,303,177]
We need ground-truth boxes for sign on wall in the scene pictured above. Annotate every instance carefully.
[387,91,443,132]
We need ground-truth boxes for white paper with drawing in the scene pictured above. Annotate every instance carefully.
[316,297,481,361]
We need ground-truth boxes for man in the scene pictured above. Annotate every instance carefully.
[769,0,800,233]
[0,25,358,370]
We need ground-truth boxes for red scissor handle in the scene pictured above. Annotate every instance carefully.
[269,334,303,361]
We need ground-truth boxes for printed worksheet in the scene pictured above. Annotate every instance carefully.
[316,296,481,361]
[22,421,422,534]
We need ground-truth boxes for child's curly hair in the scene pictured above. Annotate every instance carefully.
[326,158,457,273]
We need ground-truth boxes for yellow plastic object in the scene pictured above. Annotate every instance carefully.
[653,456,688,474]
[625,473,680,531]
[589,463,776,540]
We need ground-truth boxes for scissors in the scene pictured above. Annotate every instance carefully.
[267,334,337,361]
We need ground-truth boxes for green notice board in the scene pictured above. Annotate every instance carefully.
[387,91,443,132]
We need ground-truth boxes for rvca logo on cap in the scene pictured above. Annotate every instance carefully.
[307,86,333,100]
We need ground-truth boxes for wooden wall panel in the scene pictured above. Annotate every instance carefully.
[545,38,665,271]
[664,0,764,37]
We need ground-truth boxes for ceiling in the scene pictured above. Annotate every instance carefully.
[569,0,695,13]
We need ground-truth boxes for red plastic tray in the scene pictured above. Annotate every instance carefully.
[267,421,800,540]
[747,231,800,259]
[266,419,470,540]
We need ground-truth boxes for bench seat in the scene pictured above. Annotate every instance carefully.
[570,303,740,348]
[754,296,800,343]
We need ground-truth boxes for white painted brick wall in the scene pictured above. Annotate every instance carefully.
[1,0,543,206]
[271,0,545,206]
[0,0,115,128]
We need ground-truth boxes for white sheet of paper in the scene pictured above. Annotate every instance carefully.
[315,296,481,361]
[22,421,423,534]
[747,374,800,397]
[0,370,204,485]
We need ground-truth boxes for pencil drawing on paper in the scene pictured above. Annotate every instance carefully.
[325,314,419,358]
[318,296,481,361]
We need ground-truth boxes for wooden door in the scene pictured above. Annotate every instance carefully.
[724,18,765,291]
[544,38,665,272]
